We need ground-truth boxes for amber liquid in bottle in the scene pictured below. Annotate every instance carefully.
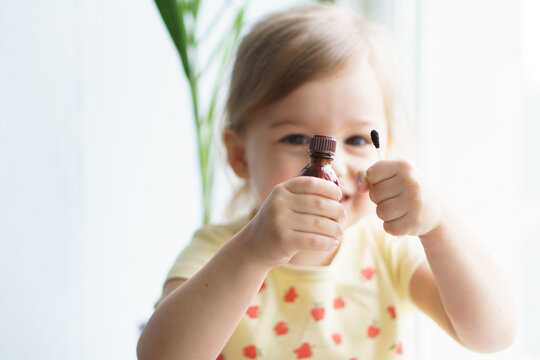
[297,135,339,186]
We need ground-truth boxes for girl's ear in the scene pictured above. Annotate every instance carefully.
[223,128,248,179]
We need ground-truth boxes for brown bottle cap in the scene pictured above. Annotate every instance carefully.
[309,135,336,156]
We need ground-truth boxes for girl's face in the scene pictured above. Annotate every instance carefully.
[228,60,389,227]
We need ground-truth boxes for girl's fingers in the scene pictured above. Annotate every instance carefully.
[285,176,342,201]
[291,213,344,240]
[369,176,402,204]
[376,196,408,222]
[367,159,417,187]
[290,194,346,221]
[366,160,399,186]
[382,212,417,236]
[293,231,340,252]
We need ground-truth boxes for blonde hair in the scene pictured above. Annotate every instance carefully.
[222,4,408,219]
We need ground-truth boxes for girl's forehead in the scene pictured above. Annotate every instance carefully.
[250,62,387,129]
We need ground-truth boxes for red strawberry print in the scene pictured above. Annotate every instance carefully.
[258,282,266,294]
[367,324,380,338]
[246,305,259,319]
[361,267,375,280]
[274,321,289,335]
[243,345,258,359]
[333,296,345,309]
[216,354,224,360]
[311,305,325,321]
[284,287,298,303]
[294,342,313,359]
[332,333,342,345]
[387,305,397,319]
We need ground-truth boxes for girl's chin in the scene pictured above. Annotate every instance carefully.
[342,202,375,228]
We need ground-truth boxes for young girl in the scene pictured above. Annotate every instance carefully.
[138,4,517,359]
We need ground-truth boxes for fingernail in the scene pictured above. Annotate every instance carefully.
[356,171,364,187]
[356,171,369,192]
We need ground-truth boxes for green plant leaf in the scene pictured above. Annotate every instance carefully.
[154,0,252,224]
[197,0,233,45]
[192,0,201,18]
[155,0,192,78]
[206,6,246,126]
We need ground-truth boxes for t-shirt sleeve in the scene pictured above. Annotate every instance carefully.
[154,217,250,308]
[166,223,237,281]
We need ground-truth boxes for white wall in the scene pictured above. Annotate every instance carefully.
[1,0,200,358]
[1,1,83,358]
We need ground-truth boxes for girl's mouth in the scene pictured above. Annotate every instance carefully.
[339,193,351,205]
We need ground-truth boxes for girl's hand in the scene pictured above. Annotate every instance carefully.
[358,159,442,237]
[244,177,345,268]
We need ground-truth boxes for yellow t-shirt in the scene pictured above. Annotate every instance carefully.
[165,214,426,360]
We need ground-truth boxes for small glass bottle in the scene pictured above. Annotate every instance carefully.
[297,135,339,186]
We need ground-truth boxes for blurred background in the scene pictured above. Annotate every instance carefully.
[0,0,538,359]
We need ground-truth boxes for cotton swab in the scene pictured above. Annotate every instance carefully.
[370,130,383,161]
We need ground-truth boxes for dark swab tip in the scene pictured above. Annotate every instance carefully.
[370,130,380,149]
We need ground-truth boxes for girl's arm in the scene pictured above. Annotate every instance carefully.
[137,177,344,359]
[412,206,518,353]
[361,159,518,353]
[137,226,270,360]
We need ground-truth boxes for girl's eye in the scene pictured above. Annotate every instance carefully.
[345,135,369,146]
[280,134,309,145]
